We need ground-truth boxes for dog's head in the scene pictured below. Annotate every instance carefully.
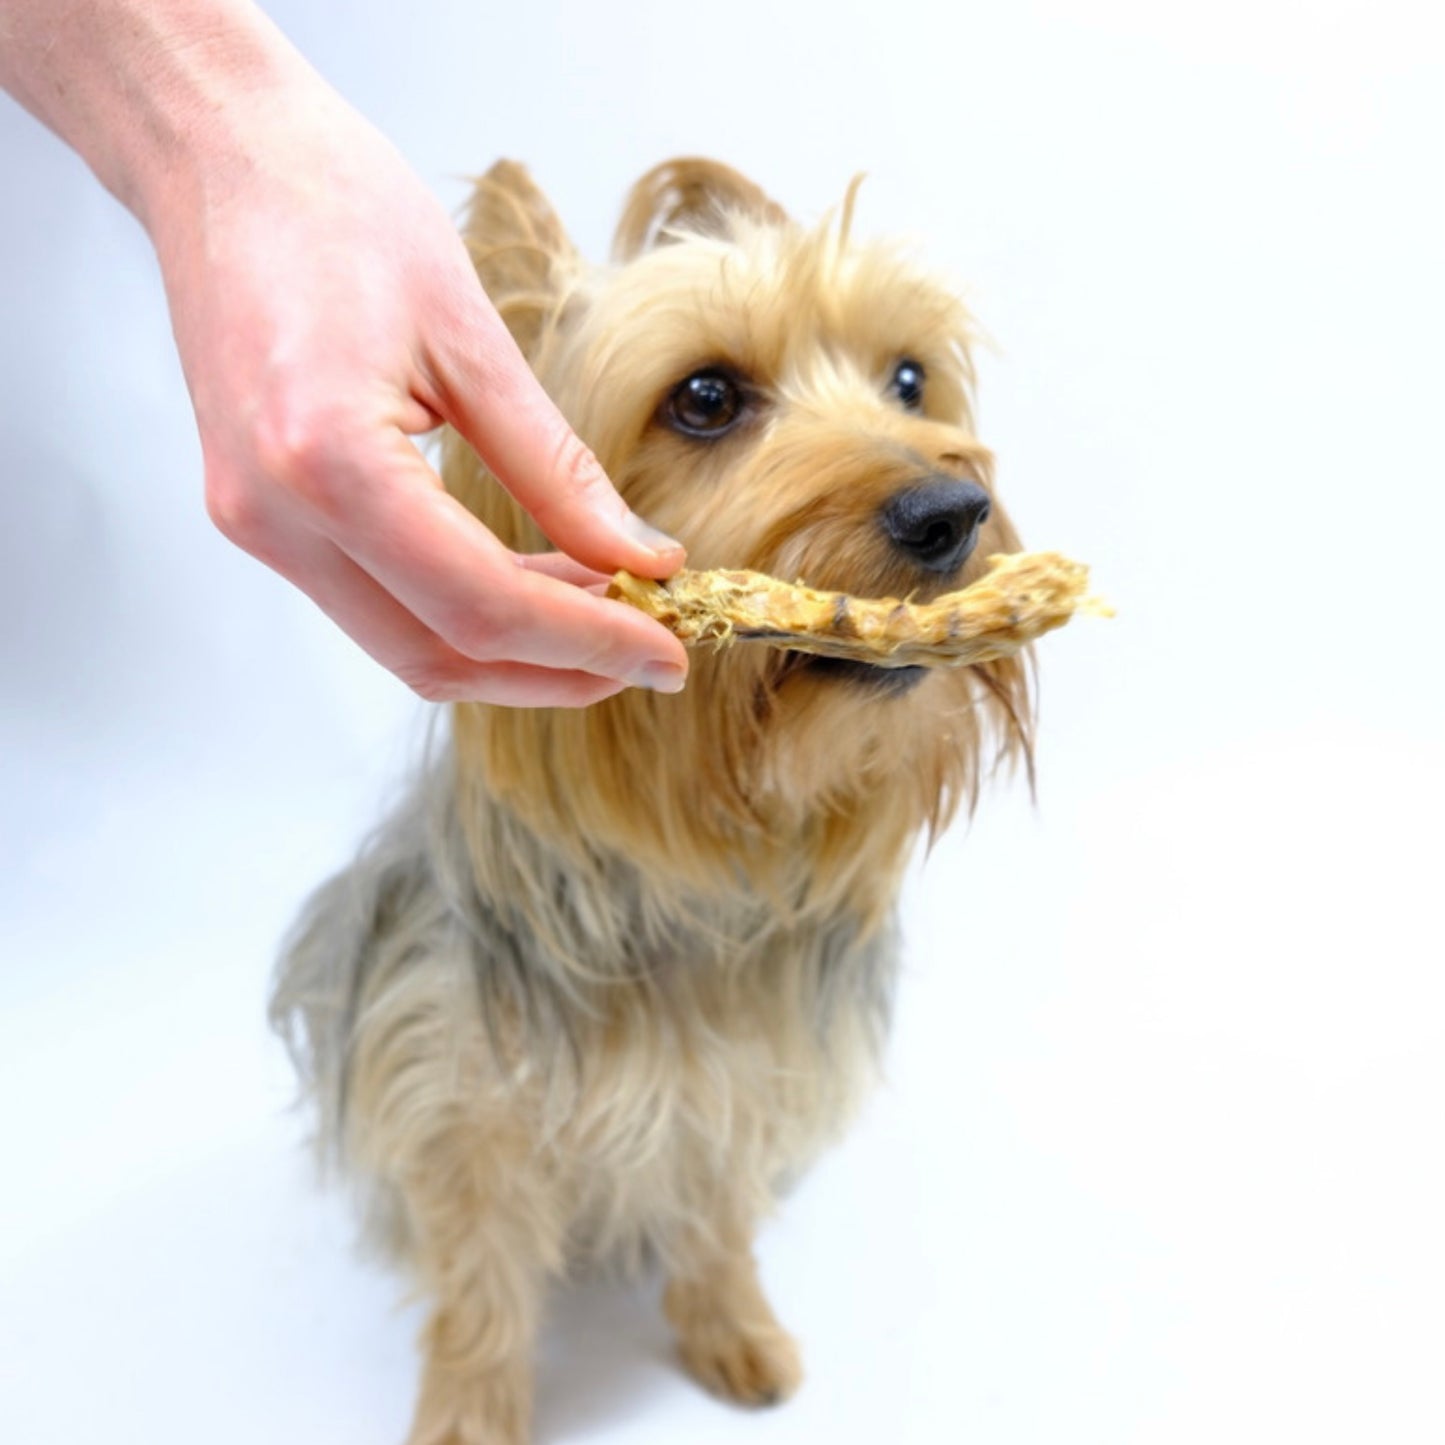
[447,159,1033,918]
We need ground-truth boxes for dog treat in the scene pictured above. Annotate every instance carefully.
[609,550,1108,669]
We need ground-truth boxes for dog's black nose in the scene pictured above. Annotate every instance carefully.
[880,477,992,575]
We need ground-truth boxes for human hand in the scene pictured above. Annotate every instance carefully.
[153,95,687,706]
[0,0,688,707]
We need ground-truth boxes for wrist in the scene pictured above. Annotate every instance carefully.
[0,0,318,231]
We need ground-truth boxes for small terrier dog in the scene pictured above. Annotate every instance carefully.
[272,157,1033,1445]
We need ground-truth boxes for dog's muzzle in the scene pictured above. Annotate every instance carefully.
[880,476,992,576]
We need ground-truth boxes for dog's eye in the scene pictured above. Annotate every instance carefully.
[889,359,926,411]
[667,370,745,438]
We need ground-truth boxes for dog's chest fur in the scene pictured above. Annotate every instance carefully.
[549,903,901,1267]
[277,755,901,1271]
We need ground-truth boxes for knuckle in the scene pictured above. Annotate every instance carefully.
[251,397,356,517]
[395,657,469,704]
[555,429,604,492]
[204,468,266,552]
[443,598,524,666]
[571,633,627,679]
[408,676,456,704]
[536,429,608,519]
[449,626,509,668]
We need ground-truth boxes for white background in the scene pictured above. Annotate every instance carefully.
[3,2,1443,1442]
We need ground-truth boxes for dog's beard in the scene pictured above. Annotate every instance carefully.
[773,653,930,695]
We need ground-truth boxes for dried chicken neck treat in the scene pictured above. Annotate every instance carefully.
[609,550,1107,669]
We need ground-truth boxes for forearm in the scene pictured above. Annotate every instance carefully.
[0,0,690,704]
[0,0,317,230]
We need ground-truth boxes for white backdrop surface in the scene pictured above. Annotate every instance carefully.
[2,2,1443,1442]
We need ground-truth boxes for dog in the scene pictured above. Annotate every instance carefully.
[271,157,1034,1445]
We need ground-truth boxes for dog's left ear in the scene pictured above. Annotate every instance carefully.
[613,157,790,261]
[461,161,580,362]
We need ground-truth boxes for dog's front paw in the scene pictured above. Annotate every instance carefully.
[665,1275,804,1408]
[677,1318,804,1407]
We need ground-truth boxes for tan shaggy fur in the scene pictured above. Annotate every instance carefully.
[271,157,1035,1445]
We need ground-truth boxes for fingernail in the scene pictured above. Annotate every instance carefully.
[622,509,683,558]
[631,661,687,694]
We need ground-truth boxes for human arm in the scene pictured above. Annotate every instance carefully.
[0,0,689,704]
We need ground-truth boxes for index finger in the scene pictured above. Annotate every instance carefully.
[422,284,686,580]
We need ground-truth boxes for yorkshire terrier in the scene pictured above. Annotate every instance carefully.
[272,157,1033,1445]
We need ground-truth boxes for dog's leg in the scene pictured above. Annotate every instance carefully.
[663,1220,804,1408]
[397,1126,560,1445]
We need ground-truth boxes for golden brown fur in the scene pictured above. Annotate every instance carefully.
[272,157,1033,1445]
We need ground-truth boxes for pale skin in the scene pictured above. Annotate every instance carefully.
[0,0,690,706]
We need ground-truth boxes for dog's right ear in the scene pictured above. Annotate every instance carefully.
[613,158,790,261]
[461,161,580,362]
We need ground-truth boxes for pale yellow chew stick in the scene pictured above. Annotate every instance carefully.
[609,550,1108,669]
